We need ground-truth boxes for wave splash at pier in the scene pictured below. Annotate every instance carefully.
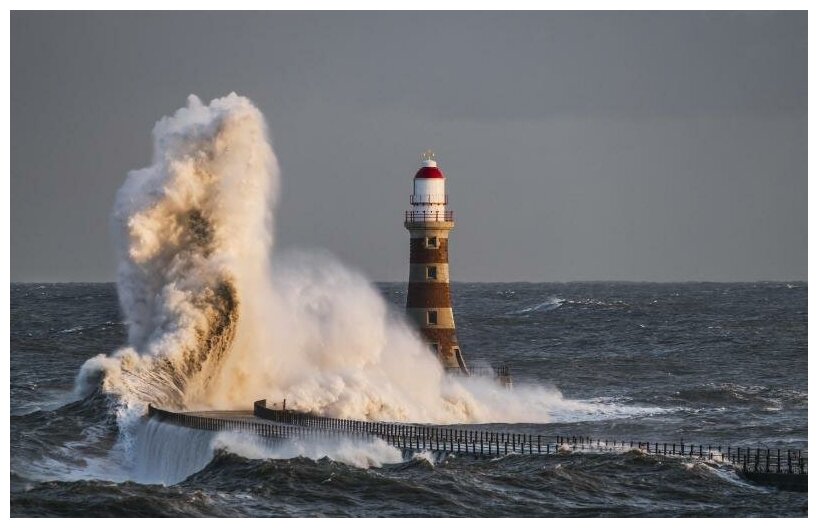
[76,94,635,431]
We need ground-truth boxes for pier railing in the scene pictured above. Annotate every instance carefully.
[250,400,807,475]
[146,403,806,491]
[147,405,375,443]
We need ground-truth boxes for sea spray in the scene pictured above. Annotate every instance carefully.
[78,93,615,430]
[77,93,278,415]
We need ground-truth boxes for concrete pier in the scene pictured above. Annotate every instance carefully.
[146,400,807,492]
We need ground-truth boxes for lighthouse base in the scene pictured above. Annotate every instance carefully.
[448,364,513,388]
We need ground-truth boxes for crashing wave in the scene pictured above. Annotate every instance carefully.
[75,93,651,427]
[77,93,273,410]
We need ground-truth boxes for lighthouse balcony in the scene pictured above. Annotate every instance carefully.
[410,194,448,205]
[404,210,454,223]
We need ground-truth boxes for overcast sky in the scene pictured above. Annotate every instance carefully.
[11,11,806,282]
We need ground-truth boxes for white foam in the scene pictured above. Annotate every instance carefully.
[513,296,565,314]
[214,432,404,469]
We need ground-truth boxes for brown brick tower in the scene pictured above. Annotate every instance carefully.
[404,151,468,374]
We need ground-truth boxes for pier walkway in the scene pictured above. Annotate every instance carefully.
[146,399,807,492]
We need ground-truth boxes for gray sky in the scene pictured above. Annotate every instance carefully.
[11,11,806,282]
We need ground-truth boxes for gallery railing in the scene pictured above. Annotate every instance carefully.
[404,211,454,223]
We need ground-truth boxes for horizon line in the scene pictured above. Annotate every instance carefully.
[9,279,809,285]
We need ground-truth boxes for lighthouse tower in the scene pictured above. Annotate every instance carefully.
[404,150,468,374]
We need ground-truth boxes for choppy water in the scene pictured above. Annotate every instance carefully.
[10,282,808,517]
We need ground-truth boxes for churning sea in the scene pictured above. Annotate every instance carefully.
[10,281,808,517]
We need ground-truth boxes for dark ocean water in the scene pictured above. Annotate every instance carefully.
[10,282,808,517]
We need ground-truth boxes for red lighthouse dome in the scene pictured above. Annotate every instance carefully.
[414,149,445,179]
[414,165,445,179]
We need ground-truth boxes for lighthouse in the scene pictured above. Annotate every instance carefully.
[404,150,468,374]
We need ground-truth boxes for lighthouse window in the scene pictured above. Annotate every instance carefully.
[427,310,438,325]
[426,237,438,248]
[427,266,437,279]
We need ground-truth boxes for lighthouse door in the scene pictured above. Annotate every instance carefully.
[453,347,467,371]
